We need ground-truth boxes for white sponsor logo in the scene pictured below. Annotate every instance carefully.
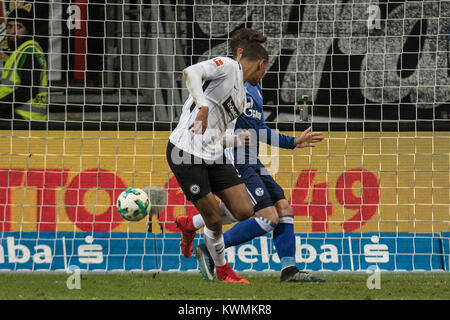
[0,236,103,266]
[224,235,390,267]
[364,236,389,263]
[244,101,262,120]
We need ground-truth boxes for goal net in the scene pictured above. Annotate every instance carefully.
[0,0,448,272]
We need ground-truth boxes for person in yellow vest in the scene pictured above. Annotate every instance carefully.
[0,8,47,120]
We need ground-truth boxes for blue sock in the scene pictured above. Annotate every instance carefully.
[273,215,296,270]
[223,216,276,248]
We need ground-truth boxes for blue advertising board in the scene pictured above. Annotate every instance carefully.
[0,232,445,271]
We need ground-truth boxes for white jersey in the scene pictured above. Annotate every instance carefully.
[169,56,246,161]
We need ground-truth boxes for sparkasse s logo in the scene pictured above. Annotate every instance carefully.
[363,235,389,263]
[0,235,103,266]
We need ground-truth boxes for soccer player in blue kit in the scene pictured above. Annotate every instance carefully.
[176,28,325,283]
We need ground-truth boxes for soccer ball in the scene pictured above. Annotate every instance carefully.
[117,187,151,221]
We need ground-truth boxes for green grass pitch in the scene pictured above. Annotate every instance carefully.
[0,272,449,300]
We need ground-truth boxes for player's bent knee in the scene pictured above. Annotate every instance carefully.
[269,211,279,224]
[233,203,254,221]
[255,206,279,225]
[253,198,278,224]
[275,199,293,216]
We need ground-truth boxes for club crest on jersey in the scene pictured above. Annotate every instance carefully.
[190,184,201,195]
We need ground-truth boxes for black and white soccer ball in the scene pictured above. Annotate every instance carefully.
[117,187,151,221]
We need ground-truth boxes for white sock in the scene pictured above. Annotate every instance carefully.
[192,214,205,230]
[203,226,226,267]
[192,202,238,230]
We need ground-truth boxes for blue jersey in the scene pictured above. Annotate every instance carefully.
[229,83,296,167]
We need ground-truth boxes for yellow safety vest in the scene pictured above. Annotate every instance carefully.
[0,40,48,120]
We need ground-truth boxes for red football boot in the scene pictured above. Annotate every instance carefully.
[216,262,250,284]
[175,215,196,258]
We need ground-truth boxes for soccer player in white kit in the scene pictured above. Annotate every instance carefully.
[167,41,269,283]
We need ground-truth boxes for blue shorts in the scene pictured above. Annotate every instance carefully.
[236,162,285,212]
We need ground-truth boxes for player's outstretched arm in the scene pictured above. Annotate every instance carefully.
[295,126,324,148]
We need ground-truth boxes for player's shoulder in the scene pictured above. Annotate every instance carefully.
[218,56,237,65]
[202,57,240,77]
[208,56,237,68]
[194,56,240,80]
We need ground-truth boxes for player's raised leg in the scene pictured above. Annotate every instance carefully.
[214,182,254,222]
[213,183,255,284]
[180,193,245,284]
[167,142,248,283]
[176,199,239,258]
[193,193,225,265]
[175,186,250,283]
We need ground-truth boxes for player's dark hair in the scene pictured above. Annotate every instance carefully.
[230,28,267,58]
[240,41,269,63]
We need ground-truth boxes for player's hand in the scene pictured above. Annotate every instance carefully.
[189,106,209,134]
[237,129,251,147]
[295,126,324,148]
